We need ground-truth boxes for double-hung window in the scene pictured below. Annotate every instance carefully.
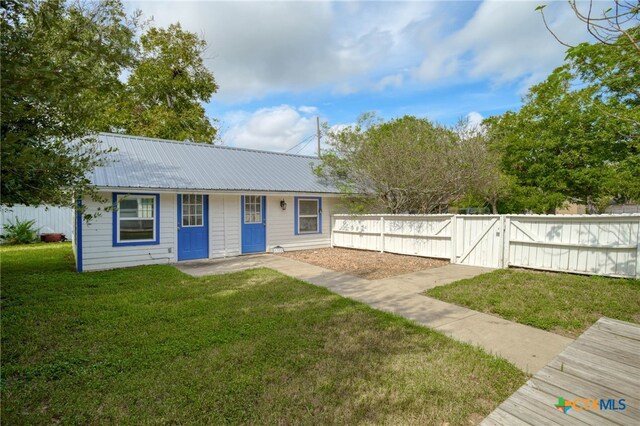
[295,197,321,234]
[113,193,159,246]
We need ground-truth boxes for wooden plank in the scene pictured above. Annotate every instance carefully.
[507,214,640,222]
[509,240,636,250]
[332,230,380,236]
[560,345,640,378]
[505,263,636,279]
[458,217,498,263]
[379,216,384,253]
[552,347,639,390]
[481,407,532,426]
[450,215,457,263]
[531,370,640,425]
[513,386,597,426]
[483,319,640,425]
[581,327,640,353]
[548,356,639,398]
[431,218,451,236]
[383,233,450,239]
[596,317,640,341]
[510,220,539,242]
[570,338,640,369]
[503,216,511,268]
[498,395,570,426]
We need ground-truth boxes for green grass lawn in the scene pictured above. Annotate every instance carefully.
[427,269,640,338]
[1,243,525,425]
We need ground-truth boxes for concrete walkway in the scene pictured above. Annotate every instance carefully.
[177,255,572,373]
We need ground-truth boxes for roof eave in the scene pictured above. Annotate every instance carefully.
[93,186,344,197]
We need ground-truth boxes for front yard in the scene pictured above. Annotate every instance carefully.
[1,244,525,425]
[427,269,640,338]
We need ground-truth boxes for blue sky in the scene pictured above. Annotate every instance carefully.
[127,1,593,154]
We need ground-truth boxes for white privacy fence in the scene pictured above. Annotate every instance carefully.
[1,205,74,239]
[331,214,640,278]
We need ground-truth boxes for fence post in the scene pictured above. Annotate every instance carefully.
[380,216,385,253]
[450,215,457,263]
[499,215,507,269]
[636,242,640,279]
[503,216,511,269]
[330,215,334,248]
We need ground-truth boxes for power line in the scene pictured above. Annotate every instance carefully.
[294,137,314,155]
[285,134,314,153]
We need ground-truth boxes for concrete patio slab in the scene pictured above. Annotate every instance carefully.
[175,255,572,373]
[177,254,273,276]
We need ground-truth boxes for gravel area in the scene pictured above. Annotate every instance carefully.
[279,247,448,280]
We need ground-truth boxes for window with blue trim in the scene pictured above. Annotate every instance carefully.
[114,194,159,245]
[296,197,321,234]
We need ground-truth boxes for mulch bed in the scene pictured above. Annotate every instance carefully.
[279,247,448,280]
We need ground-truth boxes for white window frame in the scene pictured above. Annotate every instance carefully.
[116,194,157,244]
[297,198,319,234]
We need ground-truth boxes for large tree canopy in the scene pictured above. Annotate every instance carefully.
[486,25,639,213]
[316,114,485,214]
[1,0,137,207]
[108,24,219,142]
[1,0,219,208]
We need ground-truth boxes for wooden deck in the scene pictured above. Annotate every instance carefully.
[482,317,640,425]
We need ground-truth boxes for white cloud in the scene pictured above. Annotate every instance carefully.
[127,0,436,101]
[373,73,404,92]
[416,0,591,88]
[222,105,318,154]
[466,111,484,128]
[126,0,599,111]
[298,106,318,114]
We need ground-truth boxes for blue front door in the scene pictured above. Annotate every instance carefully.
[242,195,266,253]
[177,194,209,260]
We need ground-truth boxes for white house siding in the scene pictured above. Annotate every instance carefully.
[209,194,241,258]
[77,191,340,271]
[81,192,176,271]
[265,196,337,252]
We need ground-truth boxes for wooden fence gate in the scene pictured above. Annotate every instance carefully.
[454,216,504,268]
[331,214,640,278]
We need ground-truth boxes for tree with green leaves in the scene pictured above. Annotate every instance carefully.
[316,114,483,213]
[1,1,220,209]
[109,24,219,142]
[1,0,137,208]
[486,25,639,213]
[457,125,513,214]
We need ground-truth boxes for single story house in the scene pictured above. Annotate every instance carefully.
[73,133,343,272]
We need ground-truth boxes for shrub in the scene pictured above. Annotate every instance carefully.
[1,217,39,244]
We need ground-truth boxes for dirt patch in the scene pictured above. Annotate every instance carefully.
[279,247,448,280]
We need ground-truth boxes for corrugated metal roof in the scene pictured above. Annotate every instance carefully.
[89,133,340,193]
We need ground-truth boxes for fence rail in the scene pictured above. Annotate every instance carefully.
[331,214,640,278]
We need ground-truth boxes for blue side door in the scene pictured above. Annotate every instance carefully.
[242,195,266,253]
[177,194,209,260]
